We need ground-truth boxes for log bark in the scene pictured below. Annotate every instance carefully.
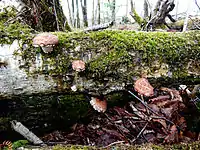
[0,30,200,139]
[0,31,200,98]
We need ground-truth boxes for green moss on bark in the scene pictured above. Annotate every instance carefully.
[0,7,200,86]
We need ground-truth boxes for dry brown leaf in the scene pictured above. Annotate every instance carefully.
[153,119,167,129]
[160,107,174,118]
[149,95,170,103]
[163,125,179,143]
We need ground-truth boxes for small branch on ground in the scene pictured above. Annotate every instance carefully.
[11,120,45,145]
[131,119,150,143]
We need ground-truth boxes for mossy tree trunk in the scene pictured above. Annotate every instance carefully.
[0,30,200,98]
[18,0,71,32]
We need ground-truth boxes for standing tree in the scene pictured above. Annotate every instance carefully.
[111,0,116,24]
[97,0,101,24]
[145,0,176,30]
[92,0,95,25]
[144,0,149,19]
[17,0,71,31]
[67,0,73,26]
[72,0,75,27]
[76,0,80,28]
[80,0,88,27]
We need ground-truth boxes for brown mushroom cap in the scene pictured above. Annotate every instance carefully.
[134,78,154,97]
[32,33,59,47]
[90,97,107,113]
[72,60,85,72]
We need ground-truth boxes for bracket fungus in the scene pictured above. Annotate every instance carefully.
[32,33,59,53]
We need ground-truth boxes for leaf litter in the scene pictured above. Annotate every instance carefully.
[41,79,200,147]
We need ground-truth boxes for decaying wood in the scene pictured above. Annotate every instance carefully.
[11,120,45,145]
[146,0,176,30]
[84,21,114,32]
[0,31,200,98]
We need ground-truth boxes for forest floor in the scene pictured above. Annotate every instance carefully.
[14,79,200,150]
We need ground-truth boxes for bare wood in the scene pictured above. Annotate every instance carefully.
[11,120,45,145]
[146,0,176,30]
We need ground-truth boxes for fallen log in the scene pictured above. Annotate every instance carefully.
[0,30,200,98]
[1,20,200,138]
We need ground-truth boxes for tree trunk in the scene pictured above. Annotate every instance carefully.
[130,0,134,12]
[97,0,101,24]
[80,0,88,27]
[144,0,149,19]
[92,0,95,25]
[18,0,71,32]
[67,0,73,26]
[146,0,176,30]
[183,0,191,32]
[76,0,80,28]
[111,0,116,24]
[72,0,75,27]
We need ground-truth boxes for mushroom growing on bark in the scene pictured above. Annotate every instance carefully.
[90,97,107,113]
[72,60,85,72]
[32,33,59,53]
[71,60,85,92]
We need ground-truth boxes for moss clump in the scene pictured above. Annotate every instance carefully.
[24,141,200,150]
[52,145,95,150]
[0,7,34,44]
[12,140,29,149]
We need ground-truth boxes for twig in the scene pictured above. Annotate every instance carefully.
[84,21,114,32]
[129,102,148,120]
[104,113,130,144]
[131,120,149,143]
[189,16,200,30]
[127,90,178,128]
[128,90,159,115]
[11,120,45,145]
[145,14,157,31]
[195,0,200,10]
[102,141,126,149]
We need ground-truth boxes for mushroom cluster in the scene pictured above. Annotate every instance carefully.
[32,33,59,53]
